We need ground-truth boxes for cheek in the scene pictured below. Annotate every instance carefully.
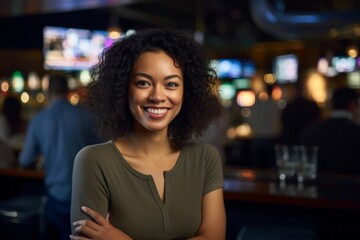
[128,89,144,106]
[174,88,184,103]
[169,92,183,107]
[128,92,141,115]
[173,92,184,111]
[174,93,183,103]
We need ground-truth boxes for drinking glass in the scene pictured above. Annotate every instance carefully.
[297,145,318,184]
[275,144,299,182]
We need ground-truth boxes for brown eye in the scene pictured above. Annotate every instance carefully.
[136,80,151,87]
[167,82,179,88]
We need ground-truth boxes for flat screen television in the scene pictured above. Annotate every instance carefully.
[211,59,242,79]
[273,54,299,84]
[332,56,356,73]
[43,26,115,71]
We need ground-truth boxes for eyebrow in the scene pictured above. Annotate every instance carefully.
[133,73,182,81]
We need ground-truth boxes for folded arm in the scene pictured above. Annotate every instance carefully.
[71,206,132,240]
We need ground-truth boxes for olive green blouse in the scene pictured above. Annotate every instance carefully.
[71,141,224,240]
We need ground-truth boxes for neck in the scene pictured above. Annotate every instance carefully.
[117,130,174,159]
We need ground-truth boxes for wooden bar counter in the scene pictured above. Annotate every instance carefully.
[0,167,44,180]
[0,167,45,201]
[223,167,360,239]
[223,167,360,211]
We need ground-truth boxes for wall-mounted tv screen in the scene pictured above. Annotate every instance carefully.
[332,56,356,73]
[43,26,115,71]
[211,58,256,79]
[273,54,299,83]
[211,59,242,79]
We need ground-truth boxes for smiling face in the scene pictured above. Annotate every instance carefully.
[128,50,184,133]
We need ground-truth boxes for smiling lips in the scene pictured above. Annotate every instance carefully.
[145,107,169,118]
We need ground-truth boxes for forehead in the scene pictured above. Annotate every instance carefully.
[132,51,182,73]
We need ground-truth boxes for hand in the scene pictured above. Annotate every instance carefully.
[70,206,132,240]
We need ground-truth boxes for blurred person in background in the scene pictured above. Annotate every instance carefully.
[279,78,322,145]
[19,73,102,240]
[299,87,360,175]
[0,140,16,168]
[0,95,28,156]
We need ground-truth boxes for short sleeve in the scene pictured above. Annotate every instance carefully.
[203,144,224,195]
[70,144,110,232]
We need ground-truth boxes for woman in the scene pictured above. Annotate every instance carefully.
[70,29,226,240]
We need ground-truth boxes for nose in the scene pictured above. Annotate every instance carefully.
[149,85,165,102]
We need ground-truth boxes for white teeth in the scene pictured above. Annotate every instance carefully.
[146,108,167,115]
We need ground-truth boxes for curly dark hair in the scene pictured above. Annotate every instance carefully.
[85,28,222,147]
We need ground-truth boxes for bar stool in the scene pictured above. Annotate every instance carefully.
[0,195,45,240]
